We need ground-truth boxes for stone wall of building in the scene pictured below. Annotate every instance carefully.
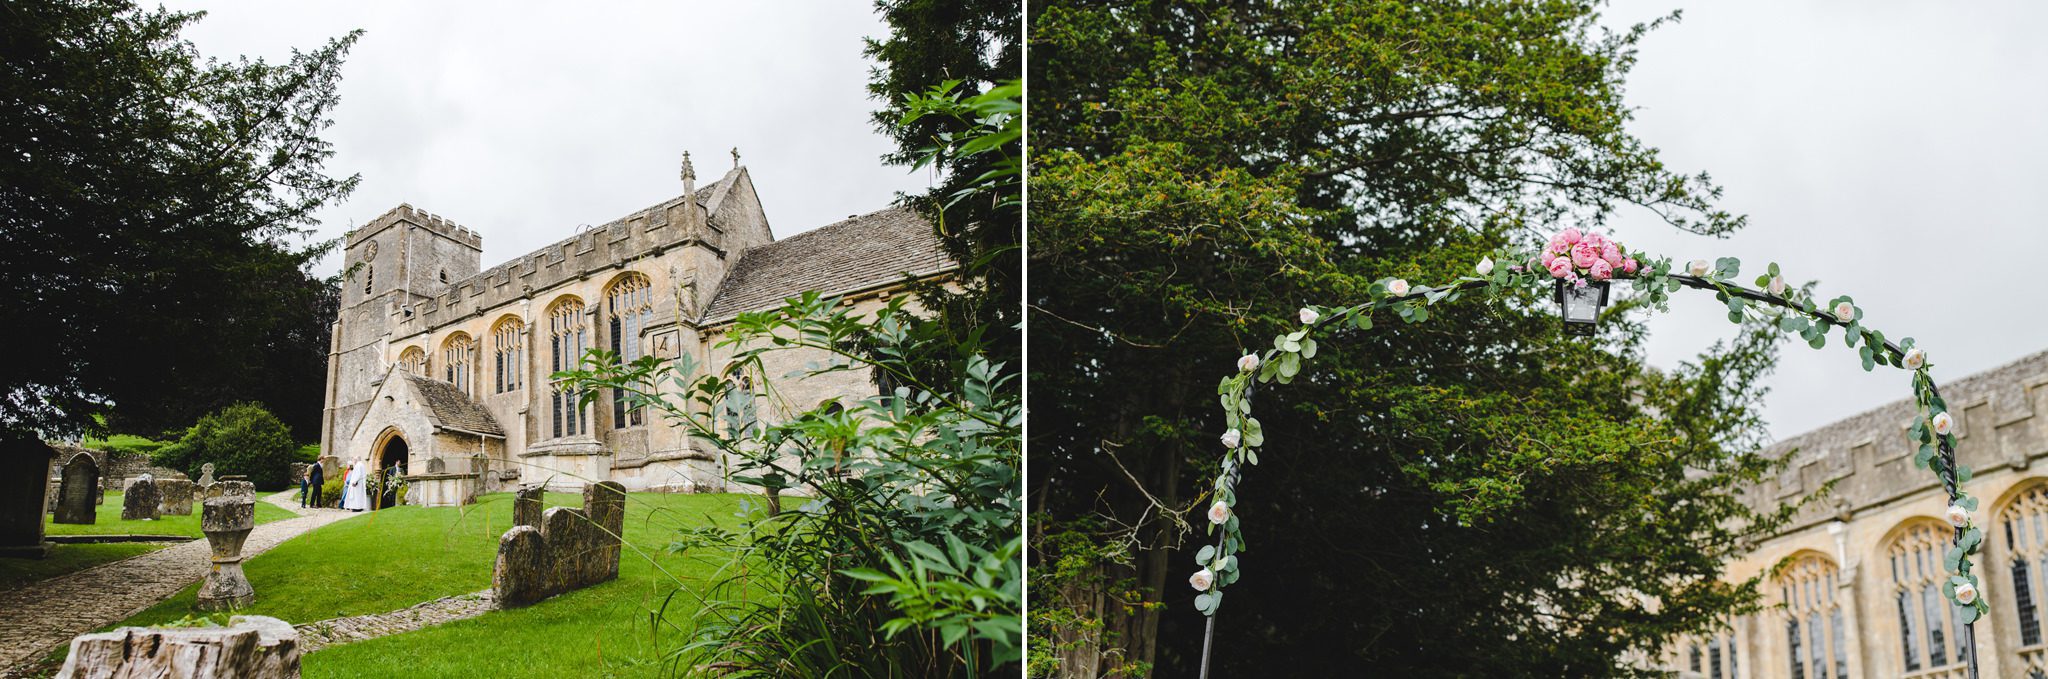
[1668,349,2048,678]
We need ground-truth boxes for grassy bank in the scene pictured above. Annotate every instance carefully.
[42,491,296,539]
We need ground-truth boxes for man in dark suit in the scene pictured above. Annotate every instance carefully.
[305,463,324,508]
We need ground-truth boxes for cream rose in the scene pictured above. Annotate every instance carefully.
[1956,581,1978,605]
[1238,354,1260,372]
[1208,500,1231,525]
[1388,279,1410,296]
[1904,348,1926,371]
[1190,568,1215,591]
[1687,260,1711,277]
[1932,411,1954,436]
[1220,429,1241,449]
[1833,301,1855,320]
[1299,307,1319,325]
[1947,503,1971,528]
[1768,275,1787,296]
[1477,257,1495,276]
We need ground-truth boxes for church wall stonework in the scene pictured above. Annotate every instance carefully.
[1666,349,2048,678]
[320,157,952,502]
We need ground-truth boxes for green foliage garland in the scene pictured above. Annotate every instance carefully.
[1201,245,1985,628]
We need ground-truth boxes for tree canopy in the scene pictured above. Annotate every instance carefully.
[0,0,358,441]
[1028,2,1796,675]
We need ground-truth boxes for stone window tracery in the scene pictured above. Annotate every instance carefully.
[607,273,653,428]
[398,346,425,376]
[2003,483,2048,669]
[549,297,588,439]
[1891,521,1968,674]
[1778,554,1848,679]
[442,332,473,394]
[493,317,525,394]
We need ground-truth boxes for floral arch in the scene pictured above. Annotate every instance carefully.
[1194,229,1984,677]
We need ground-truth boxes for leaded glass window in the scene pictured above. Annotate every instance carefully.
[398,346,425,376]
[1891,521,1967,673]
[607,274,653,428]
[549,297,588,439]
[1779,555,1849,679]
[493,317,525,394]
[442,332,473,394]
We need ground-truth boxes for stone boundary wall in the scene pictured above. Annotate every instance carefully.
[492,482,625,607]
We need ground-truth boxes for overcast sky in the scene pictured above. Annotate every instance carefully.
[1596,1,2048,439]
[162,1,930,278]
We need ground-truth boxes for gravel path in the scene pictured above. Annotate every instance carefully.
[0,491,357,675]
[295,590,497,653]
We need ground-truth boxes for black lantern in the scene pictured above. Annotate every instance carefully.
[1553,279,1610,336]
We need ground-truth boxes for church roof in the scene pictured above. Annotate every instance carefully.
[701,206,953,322]
[401,373,505,436]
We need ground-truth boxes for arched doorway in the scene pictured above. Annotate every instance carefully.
[375,432,408,510]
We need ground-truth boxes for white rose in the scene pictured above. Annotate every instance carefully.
[1208,500,1231,525]
[1190,568,1215,591]
[1477,257,1495,275]
[1956,581,1978,605]
[1768,275,1787,296]
[1688,260,1711,276]
[1947,504,1971,528]
[1932,411,1954,436]
[1299,307,1319,324]
[1904,348,1926,371]
[1238,354,1260,372]
[1220,429,1241,449]
[1388,279,1410,296]
[1833,301,1855,320]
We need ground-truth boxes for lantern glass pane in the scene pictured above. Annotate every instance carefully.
[1562,284,1601,323]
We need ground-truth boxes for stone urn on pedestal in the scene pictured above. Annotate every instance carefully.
[197,488,257,612]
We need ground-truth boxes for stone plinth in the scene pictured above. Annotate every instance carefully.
[493,482,625,607]
[121,477,160,521]
[1,438,58,558]
[196,495,257,611]
[56,614,300,678]
[54,453,99,525]
[156,478,195,515]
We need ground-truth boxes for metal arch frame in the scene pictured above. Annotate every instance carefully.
[1197,273,1977,679]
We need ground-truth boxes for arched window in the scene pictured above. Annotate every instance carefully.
[1779,554,1848,679]
[1684,621,1742,679]
[397,346,425,376]
[548,297,588,439]
[2002,484,2048,655]
[492,317,525,394]
[607,273,654,428]
[1890,521,1968,673]
[442,332,473,393]
[719,373,758,439]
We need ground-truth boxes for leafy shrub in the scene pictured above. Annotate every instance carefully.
[565,293,1020,676]
[319,477,344,508]
[154,402,305,491]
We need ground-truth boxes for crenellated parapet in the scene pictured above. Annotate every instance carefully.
[349,203,483,251]
[1752,349,2048,530]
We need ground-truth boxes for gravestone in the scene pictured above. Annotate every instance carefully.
[425,457,445,474]
[54,453,99,525]
[121,475,160,521]
[56,615,299,678]
[2,438,59,558]
[494,482,626,607]
[196,493,257,611]
[198,462,216,486]
[512,484,545,528]
[156,478,195,516]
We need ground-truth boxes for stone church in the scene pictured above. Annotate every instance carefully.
[317,153,950,504]
[1666,348,2048,679]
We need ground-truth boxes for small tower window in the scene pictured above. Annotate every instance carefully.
[364,265,374,295]
[439,269,449,284]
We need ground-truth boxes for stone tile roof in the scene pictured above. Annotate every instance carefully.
[402,373,505,436]
[701,206,953,321]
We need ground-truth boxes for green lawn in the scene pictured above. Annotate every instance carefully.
[79,433,167,456]
[98,491,765,677]
[0,542,169,590]
[43,490,297,538]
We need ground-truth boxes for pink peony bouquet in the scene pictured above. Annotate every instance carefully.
[1536,228,1637,286]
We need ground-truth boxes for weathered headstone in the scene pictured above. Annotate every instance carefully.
[196,493,257,611]
[198,462,216,486]
[2,438,59,558]
[512,484,545,528]
[121,476,160,521]
[54,453,99,525]
[493,481,627,607]
[155,478,195,516]
[56,614,299,678]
